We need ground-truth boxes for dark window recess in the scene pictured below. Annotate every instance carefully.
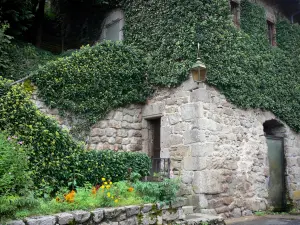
[267,20,276,46]
[231,1,240,27]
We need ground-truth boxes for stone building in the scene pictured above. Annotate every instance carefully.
[33,0,300,219]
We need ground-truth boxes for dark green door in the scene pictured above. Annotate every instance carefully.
[266,136,285,211]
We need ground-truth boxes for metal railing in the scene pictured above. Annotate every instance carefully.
[149,158,171,180]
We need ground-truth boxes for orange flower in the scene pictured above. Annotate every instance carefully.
[64,190,76,203]
[92,187,97,195]
[128,187,134,192]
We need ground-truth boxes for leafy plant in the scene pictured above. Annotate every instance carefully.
[134,179,180,203]
[0,132,37,220]
[33,41,151,137]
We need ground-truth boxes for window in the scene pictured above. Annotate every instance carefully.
[100,9,124,41]
[230,0,240,27]
[267,20,276,46]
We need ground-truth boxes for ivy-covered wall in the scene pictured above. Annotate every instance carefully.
[32,0,300,137]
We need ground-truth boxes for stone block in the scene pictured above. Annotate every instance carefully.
[215,206,229,214]
[141,213,157,225]
[142,204,154,213]
[6,220,25,225]
[191,88,211,103]
[56,213,74,225]
[193,170,223,194]
[181,171,194,184]
[71,210,91,223]
[182,206,194,215]
[125,205,140,217]
[108,120,122,129]
[114,111,123,121]
[171,198,186,208]
[106,128,116,137]
[232,208,242,218]
[104,207,125,219]
[119,217,138,225]
[168,114,181,125]
[91,128,105,137]
[173,122,188,134]
[124,115,133,123]
[184,129,205,144]
[183,157,207,171]
[91,209,104,223]
[128,130,142,137]
[181,104,203,121]
[142,102,164,117]
[200,209,217,215]
[162,209,178,221]
[130,123,142,130]
[26,216,56,225]
[191,143,214,157]
[182,76,200,91]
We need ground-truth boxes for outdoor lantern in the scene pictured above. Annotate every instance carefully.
[191,43,207,83]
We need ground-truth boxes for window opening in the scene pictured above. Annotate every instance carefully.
[230,1,240,27]
[267,20,276,46]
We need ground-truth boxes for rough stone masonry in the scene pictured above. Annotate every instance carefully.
[32,75,300,218]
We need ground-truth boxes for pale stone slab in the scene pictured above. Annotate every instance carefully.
[193,170,223,194]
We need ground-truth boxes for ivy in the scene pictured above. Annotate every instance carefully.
[30,0,300,134]
[33,41,151,136]
[0,77,151,195]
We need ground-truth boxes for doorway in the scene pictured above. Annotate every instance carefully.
[264,120,286,211]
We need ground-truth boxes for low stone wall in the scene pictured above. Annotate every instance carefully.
[5,202,205,225]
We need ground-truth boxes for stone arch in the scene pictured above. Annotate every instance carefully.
[99,8,125,41]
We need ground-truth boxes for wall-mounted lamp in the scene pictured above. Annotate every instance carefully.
[191,43,207,83]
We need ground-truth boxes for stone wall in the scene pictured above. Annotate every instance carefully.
[5,202,225,225]
[33,75,300,217]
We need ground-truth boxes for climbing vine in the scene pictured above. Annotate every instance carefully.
[32,0,300,133]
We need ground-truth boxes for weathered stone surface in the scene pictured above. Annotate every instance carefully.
[125,206,140,217]
[119,217,138,225]
[91,209,104,223]
[25,216,56,225]
[6,220,25,225]
[232,208,242,218]
[181,104,202,121]
[104,207,125,219]
[72,210,91,223]
[193,170,223,194]
[141,213,157,225]
[142,204,154,213]
[162,209,178,221]
[56,213,74,225]
[182,206,194,215]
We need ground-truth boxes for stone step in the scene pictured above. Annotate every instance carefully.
[182,213,225,225]
[182,206,194,215]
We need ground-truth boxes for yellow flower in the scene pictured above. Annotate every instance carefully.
[107,192,111,198]
[114,199,119,203]
[109,181,112,185]
[104,182,108,185]
[128,187,134,192]
[106,185,110,189]
[101,178,106,181]
[100,185,105,189]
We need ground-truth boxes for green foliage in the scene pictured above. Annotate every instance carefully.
[123,0,198,87]
[0,0,35,36]
[0,78,151,196]
[2,41,57,81]
[0,24,13,72]
[0,132,37,219]
[76,150,151,186]
[33,41,151,136]
[133,179,180,203]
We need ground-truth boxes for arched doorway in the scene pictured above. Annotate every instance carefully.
[263,119,286,211]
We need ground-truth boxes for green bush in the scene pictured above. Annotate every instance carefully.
[0,78,151,195]
[33,41,151,136]
[133,179,180,203]
[76,150,151,186]
[0,133,37,219]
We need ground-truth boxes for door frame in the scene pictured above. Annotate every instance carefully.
[266,135,287,211]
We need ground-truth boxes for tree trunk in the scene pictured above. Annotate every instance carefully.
[35,0,46,47]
